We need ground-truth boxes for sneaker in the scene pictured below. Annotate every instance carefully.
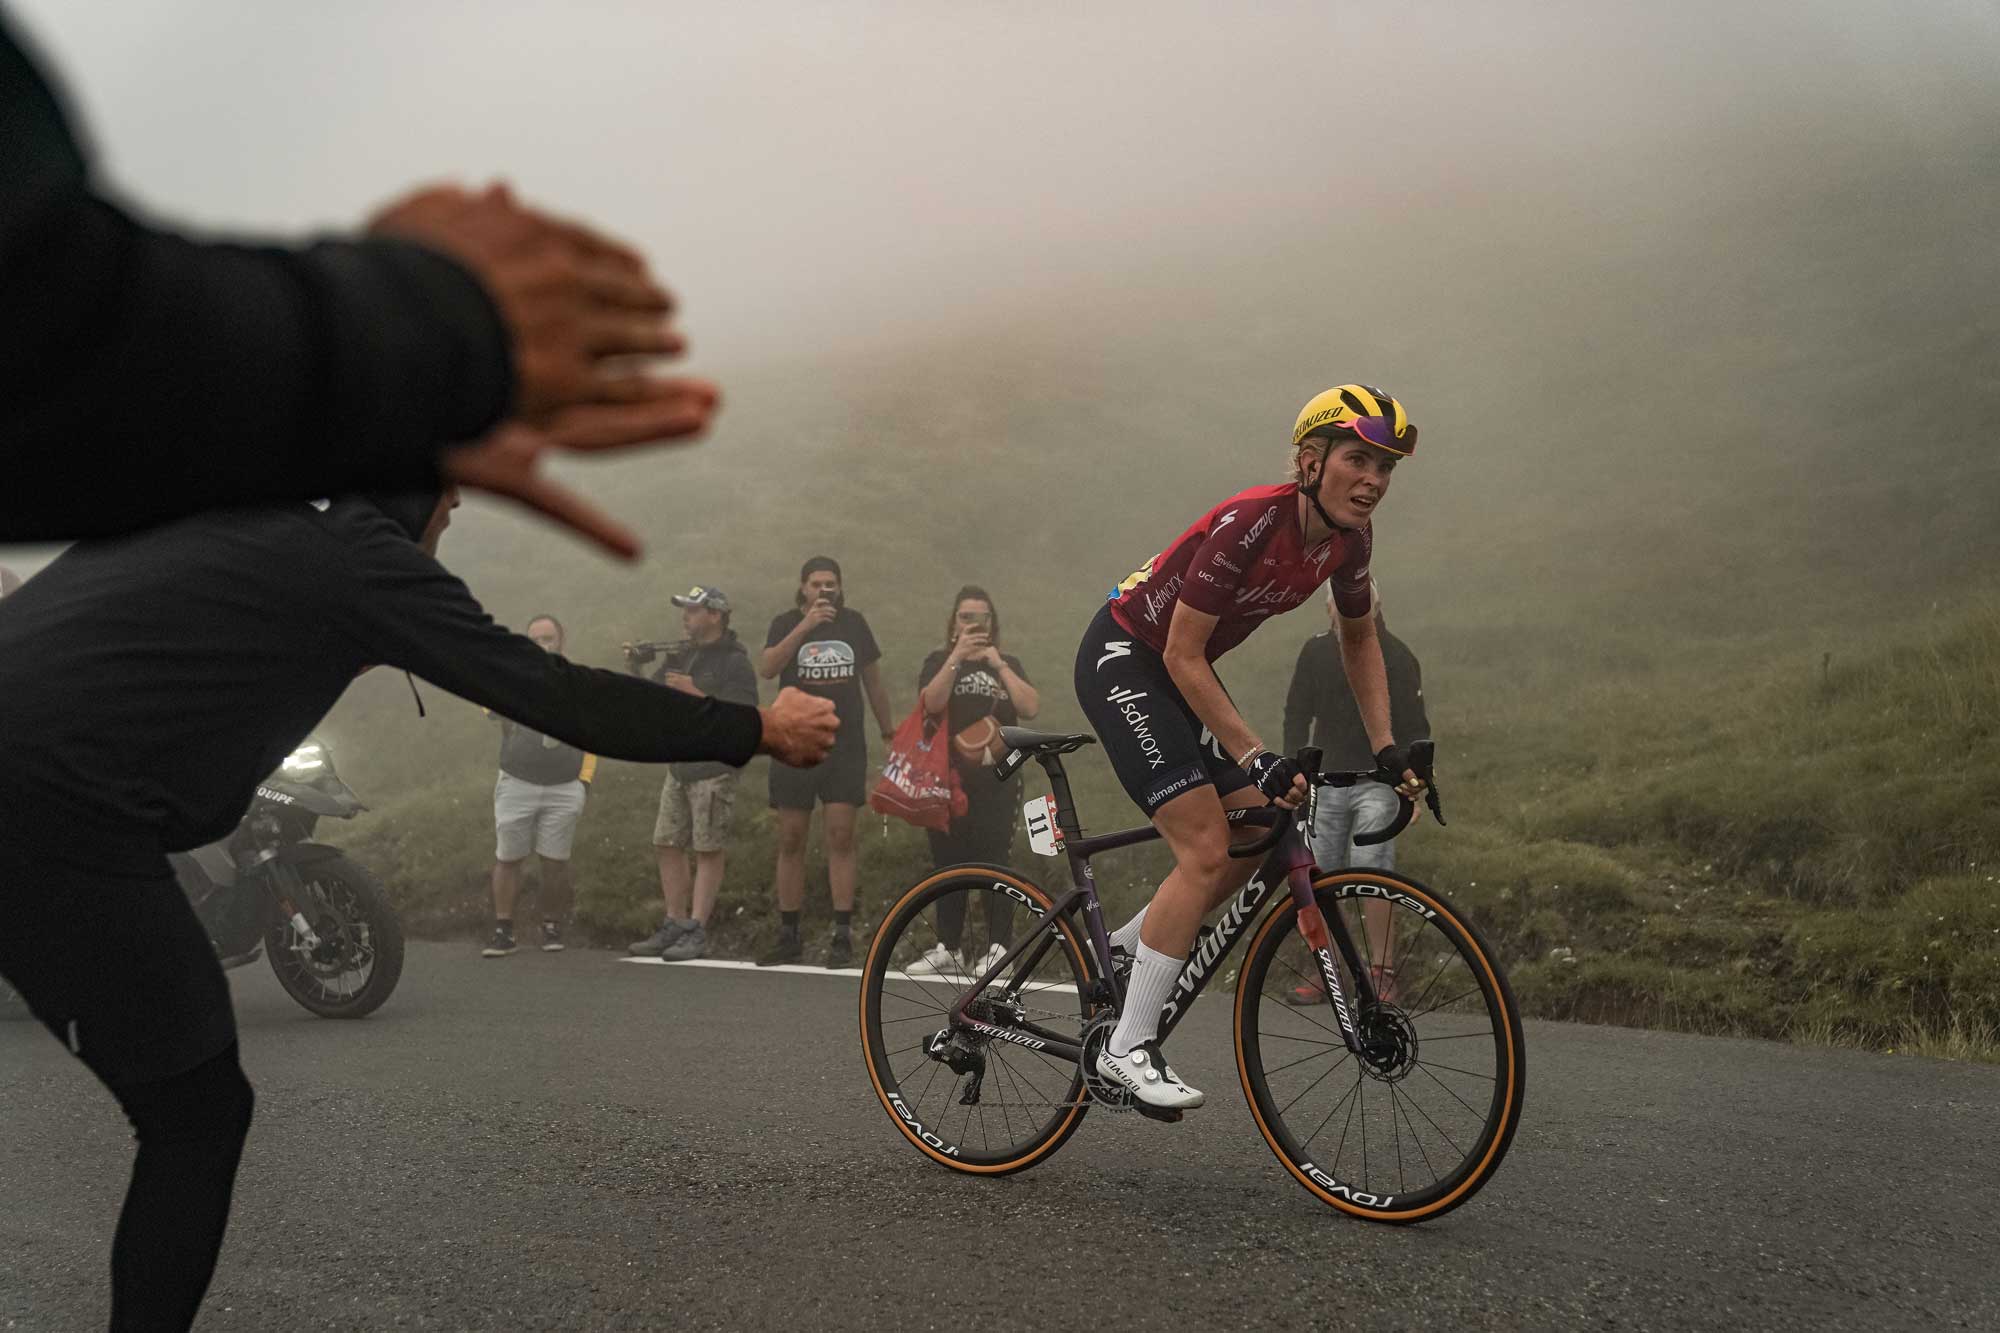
[540,921,565,953]
[1094,1040,1204,1111]
[659,921,707,963]
[1284,980,1325,1006]
[628,919,690,957]
[480,927,517,958]
[756,931,802,967]
[904,943,966,979]
[825,932,853,969]
[970,942,1008,977]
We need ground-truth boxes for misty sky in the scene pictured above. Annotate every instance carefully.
[5,1,1997,585]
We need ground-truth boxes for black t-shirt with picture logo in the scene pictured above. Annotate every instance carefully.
[767,605,881,754]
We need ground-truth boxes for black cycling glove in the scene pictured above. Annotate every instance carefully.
[1246,751,1303,801]
[1374,744,1414,785]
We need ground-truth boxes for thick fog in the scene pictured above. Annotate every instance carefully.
[7,0,1998,718]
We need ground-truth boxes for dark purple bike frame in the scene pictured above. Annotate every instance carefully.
[942,746,1385,1062]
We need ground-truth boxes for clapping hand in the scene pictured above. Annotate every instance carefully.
[369,183,720,560]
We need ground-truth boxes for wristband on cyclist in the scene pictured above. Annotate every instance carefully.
[1236,743,1267,770]
[1245,750,1301,801]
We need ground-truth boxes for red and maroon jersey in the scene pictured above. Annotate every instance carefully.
[1105,483,1373,661]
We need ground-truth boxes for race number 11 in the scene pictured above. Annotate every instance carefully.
[1023,795,1061,857]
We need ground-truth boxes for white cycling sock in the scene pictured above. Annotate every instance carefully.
[1109,905,1149,951]
[1107,942,1182,1057]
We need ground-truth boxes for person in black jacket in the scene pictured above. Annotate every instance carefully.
[2,11,713,554]
[1280,592,1430,1004]
[625,586,760,962]
[0,488,836,1332]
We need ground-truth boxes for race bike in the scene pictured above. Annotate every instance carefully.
[169,736,405,1019]
[860,729,1526,1223]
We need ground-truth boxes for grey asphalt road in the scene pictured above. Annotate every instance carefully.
[3,941,1997,1331]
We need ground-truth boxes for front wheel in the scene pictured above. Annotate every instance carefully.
[263,854,406,1019]
[1235,869,1526,1223]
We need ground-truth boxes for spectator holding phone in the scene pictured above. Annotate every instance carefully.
[905,586,1039,978]
[625,585,758,962]
[756,557,896,966]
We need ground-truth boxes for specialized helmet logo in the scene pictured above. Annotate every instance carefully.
[1292,383,1415,455]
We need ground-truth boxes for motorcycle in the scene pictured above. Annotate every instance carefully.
[4,736,404,1022]
[169,736,405,1019]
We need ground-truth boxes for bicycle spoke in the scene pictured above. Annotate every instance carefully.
[1327,1076,1362,1167]
[1408,984,1485,1025]
[1396,1079,1466,1159]
[1413,1061,1486,1121]
[1413,1058,1496,1082]
[1391,1085,1438,1188]
[1279,1050,1355,1121]
[1262,1046,1348,1079]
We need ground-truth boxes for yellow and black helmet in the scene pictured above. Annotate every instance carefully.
[1292,384,1417,457]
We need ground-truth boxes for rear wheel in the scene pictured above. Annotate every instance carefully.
[860,866,1098,1175]
[1235,870,1525,1223]
[263,855,405,1019]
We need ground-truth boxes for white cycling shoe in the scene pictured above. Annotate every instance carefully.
[1095,1041,1205,1111]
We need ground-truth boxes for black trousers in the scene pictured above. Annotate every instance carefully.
[927,777,1020,952]
[0,840,253,1332]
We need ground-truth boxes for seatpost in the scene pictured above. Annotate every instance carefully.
[1037,755,1084,841]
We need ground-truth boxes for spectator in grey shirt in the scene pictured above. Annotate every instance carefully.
[625,586,759,962]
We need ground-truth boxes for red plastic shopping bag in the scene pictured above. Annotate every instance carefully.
[869,705,968,832]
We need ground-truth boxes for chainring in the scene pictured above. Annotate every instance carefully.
[1078,1012,1137,1112]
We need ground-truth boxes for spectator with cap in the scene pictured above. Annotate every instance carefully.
[1281,589,1430,1003]
[757,556,896,967]
[625,585,758,962]
[482,614,594,957]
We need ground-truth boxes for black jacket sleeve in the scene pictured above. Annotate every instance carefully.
[1,20,513,542]
[1282,636,1318,757]
[327,519,763,767]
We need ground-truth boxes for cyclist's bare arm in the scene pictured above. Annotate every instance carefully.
[1163,603,1306,809]
[1334,608,1425,799]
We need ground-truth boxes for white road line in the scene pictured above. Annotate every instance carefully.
[619,955,1081,995]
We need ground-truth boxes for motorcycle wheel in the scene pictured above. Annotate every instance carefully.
[263,854,406,1019]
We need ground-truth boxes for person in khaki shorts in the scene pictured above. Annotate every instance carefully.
[625,586,758,961]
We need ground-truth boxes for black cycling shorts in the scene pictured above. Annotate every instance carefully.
[1073,603,1252,817]
[767,738,869,811]
[0,840,238,1088]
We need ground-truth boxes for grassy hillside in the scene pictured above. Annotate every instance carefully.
[300,125,2000,1059]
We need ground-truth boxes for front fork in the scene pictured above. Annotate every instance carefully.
[1288,858,1377,1056]
[246,853,324,952]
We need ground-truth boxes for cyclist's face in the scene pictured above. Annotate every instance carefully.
[1315,441,1396,528]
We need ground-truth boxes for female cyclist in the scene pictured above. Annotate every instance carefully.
[1074,384,1426,1110]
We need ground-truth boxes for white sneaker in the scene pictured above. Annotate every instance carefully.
[971,943,1009,977]
[1095,1041,1204,1110]
[903,943,965,979]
